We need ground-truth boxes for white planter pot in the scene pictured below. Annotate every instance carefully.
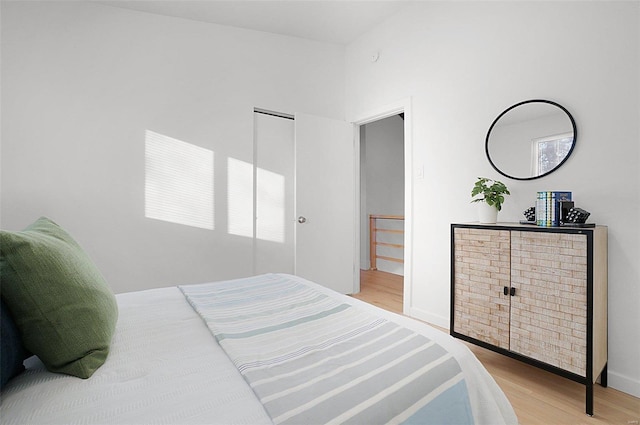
[478,202,499,224]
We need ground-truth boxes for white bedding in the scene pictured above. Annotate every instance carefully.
[1,286,273,424]
[0,274,517,425]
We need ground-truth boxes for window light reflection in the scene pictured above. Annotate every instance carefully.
[144,130,214,230]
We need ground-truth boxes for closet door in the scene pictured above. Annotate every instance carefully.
[254,112,295,275]
[294,113,356,294]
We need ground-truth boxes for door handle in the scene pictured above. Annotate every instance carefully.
[297,216,307,224]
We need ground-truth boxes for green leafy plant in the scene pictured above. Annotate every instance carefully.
[471,177,510,211]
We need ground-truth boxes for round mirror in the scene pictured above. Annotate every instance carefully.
[485,99,576,180]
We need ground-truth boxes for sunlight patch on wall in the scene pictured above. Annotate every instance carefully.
[257,168,285,243]
[227,157,286,243]
[145,130,214,230]
[227,157,253,238]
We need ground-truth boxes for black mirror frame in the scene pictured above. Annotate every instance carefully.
[485,99,577,181]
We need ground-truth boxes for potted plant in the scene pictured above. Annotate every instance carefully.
[471,177,510,224]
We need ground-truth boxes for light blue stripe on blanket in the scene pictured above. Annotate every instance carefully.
[180,274,474,425]
[216,304,351,341]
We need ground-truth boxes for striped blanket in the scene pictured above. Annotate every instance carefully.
[180,274,474,425]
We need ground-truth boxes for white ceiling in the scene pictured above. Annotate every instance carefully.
[97,1,410,45]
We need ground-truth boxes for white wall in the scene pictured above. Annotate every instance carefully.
[346,1,640,397]
[0,2,345,293]
[359,116,404,274]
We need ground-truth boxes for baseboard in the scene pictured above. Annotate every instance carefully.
[404,305,449,330]
[608,370,640,398]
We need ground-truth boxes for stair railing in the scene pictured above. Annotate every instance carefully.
[369,214,404,270]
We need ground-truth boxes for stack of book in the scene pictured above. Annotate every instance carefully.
[536,191,572,227]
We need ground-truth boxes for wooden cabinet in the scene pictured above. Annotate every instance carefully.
[451,223,608,416]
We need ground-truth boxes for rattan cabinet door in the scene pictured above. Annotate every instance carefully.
[510,231,587,376]
[453,227,511,349]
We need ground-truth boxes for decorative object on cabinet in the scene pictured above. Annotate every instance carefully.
[558,201,576,224]
[485,99,577,180]
[450,223,608,416]
[565,207,592,224]
[471,177,510,224]
[522,206,536,222]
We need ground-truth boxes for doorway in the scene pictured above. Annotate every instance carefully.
[358,114,405,312]
[254,105,409,298]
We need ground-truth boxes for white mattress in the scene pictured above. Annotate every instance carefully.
[0,274,517,424]
[0,286,273,424]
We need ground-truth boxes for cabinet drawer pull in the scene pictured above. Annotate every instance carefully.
[510,287,516,297]
[503,286,509,296]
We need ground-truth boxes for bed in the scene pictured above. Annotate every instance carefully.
[1,272,517,424]
[1,218,517,424]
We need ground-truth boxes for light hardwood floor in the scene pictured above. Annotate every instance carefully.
[353,269,640,425]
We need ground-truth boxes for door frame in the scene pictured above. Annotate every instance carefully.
[350,98,413,315]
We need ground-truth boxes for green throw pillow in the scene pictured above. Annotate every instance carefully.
[0,217,118,378]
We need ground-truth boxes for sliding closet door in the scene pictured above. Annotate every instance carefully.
[295,113,356,294]
[254,112,295,274]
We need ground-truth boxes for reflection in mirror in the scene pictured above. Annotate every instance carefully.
[486,100,576,180]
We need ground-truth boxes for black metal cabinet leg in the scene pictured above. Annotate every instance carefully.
[586,382,594,416]
[601,363,608,388]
